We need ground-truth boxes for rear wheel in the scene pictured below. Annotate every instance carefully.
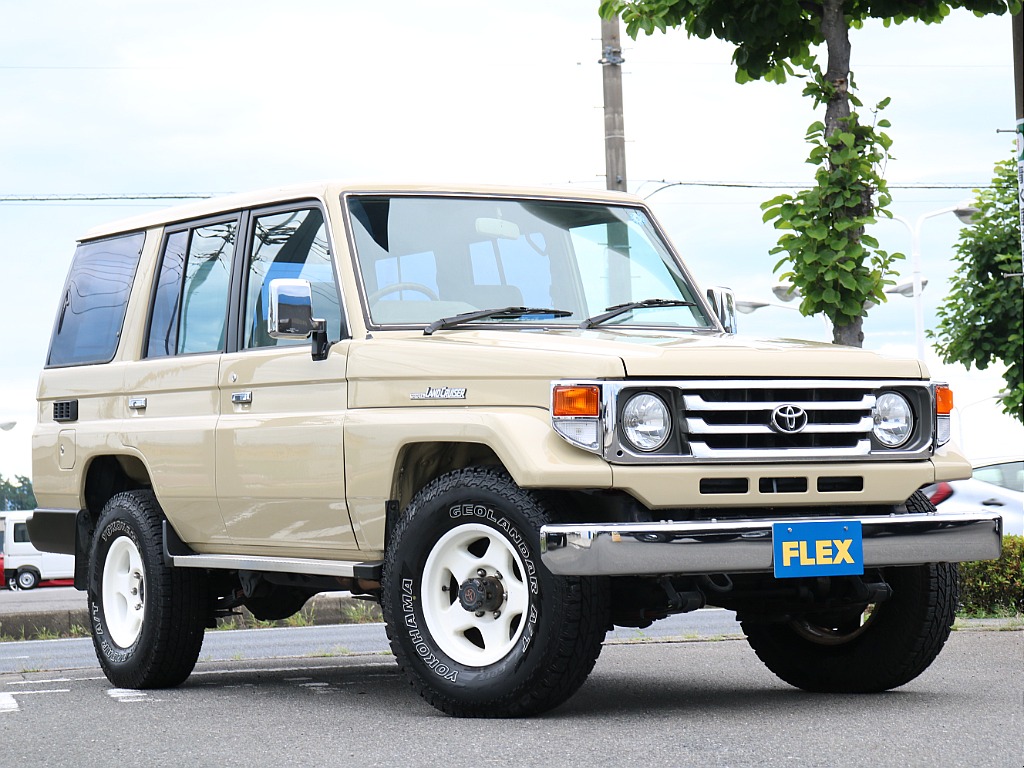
[16,568,40,590]
[741,563,959,692]
[88,490,209,688]
[382,467,609,717]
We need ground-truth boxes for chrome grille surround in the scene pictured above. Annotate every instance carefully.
[595,379,935,464]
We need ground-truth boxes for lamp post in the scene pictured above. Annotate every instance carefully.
[888,204,979,361]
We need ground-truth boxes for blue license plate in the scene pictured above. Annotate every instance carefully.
[772,520,864,578]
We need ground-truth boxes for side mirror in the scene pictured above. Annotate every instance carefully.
[706,287,737,334]
[268,278,329,360]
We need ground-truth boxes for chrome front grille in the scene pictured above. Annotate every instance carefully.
[603,379,934,463]
[682,389,874,458]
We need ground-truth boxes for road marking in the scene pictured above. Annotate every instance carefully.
[8,678,71,685]
[107,688,149,702]
[0,689,69,714]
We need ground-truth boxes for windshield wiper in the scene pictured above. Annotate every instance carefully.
[579,298,697,329]
[424,306,572,336]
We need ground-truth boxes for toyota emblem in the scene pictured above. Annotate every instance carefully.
[771,404,808,434]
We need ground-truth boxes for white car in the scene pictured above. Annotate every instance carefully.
[925,458,1024,537]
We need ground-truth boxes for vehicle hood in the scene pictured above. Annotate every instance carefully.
[346,328,926,410]
[395,327,927,379]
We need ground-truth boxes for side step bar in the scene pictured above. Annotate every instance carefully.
[162,522,383,581]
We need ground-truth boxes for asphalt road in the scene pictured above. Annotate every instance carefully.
[0,619,1020,767]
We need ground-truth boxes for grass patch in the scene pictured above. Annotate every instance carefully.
[957,534,1023,618]
[340,600,383,624]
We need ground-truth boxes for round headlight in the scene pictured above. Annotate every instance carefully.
[873,392,914,448]
[622,393,671,452]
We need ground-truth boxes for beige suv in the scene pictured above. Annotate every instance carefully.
[30,183,1003,716]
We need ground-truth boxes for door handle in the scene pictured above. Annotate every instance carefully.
[128,397,147,410]
[231,391,253,405]
[981,498,1004,507]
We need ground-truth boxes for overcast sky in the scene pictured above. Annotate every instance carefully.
[1,1,1021,479]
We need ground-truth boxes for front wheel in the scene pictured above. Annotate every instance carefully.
[381,468,609,717]
[741,563,959,693]
[88,490,210,689]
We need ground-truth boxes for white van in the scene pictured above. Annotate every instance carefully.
[2,511,74,589]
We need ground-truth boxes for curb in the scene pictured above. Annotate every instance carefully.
[0,593,382,641]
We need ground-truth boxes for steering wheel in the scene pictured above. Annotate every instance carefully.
[368,282,439,303]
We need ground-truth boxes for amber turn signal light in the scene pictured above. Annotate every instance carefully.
[553,385,600,417]
[935,385,953,415]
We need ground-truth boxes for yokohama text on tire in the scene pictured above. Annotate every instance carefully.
[381,467,609,717]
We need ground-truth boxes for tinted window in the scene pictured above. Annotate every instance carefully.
[47,232,145,366]
[147,221,236,357]
[14,523,30,543]
[147,230,188,357]
[244,208,342,347]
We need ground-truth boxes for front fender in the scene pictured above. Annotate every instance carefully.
[344,406,611,549]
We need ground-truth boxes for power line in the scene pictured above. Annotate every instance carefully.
[0,193,216,203]
[0,181,993,205]
[636,180,992,198]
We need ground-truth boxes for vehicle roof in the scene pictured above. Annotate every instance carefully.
[80,181,642,241]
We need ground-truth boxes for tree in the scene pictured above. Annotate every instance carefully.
[0,474,36,511]
[933,157,1024,424]
[599,0,1021,346]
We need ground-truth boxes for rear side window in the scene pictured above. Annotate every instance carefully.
[46,232,145,367]
[14,523,30,543]
[147,219,237,357]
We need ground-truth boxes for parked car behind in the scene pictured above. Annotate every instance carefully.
[2,511,75,589]
[924,457,1023,537]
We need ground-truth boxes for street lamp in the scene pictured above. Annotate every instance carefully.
[884,278,928,298]
[889,203,979,360]
[0,422,15,432]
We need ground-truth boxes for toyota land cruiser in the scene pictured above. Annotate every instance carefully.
[29,182,1003,716]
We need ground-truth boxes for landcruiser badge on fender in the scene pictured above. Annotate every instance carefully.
[411,386,467,401]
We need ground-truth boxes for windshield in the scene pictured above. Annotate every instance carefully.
[346,195,713,330]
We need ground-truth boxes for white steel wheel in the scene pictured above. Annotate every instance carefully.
[102,535,147,648]
[421,522,530,667]
[16,569,40,590]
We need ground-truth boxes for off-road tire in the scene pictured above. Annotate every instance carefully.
[741,561,959,693]
[88,490,209,688]
[381,467,609,717]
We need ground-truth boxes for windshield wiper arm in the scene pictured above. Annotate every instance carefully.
[579,298,696,329]
[424,306,572,336]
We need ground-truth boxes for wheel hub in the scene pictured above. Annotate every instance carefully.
[458,574,505,614]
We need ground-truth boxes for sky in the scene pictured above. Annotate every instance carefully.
[1,0,1021,480]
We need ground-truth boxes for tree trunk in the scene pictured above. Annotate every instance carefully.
[821,0,851,137]
[820,0,865,348]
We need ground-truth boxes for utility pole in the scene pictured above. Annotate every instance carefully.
[1013,10,1023,267]
[600,17,627,192]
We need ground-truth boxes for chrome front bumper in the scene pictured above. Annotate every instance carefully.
[539,512,1003,576]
